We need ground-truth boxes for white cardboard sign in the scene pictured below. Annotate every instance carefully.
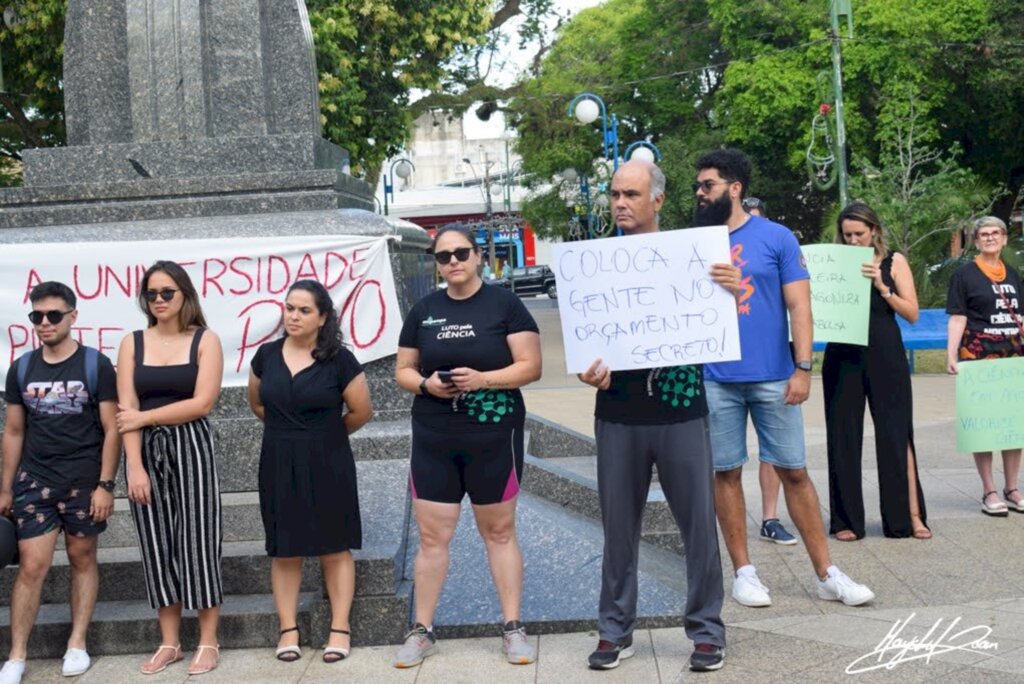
[553,226,741,373]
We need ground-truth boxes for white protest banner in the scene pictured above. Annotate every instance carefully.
[553,226,741,373]
[0,235,401,386]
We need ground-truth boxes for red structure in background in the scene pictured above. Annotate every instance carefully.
[411,213,537,269]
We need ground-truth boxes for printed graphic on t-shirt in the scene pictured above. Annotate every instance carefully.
[987,282,1021,335]
[22,381,89,415]
[654,366,702,409]
[731,244,755,315]
[463,389,515,424]
[435,323,476,340]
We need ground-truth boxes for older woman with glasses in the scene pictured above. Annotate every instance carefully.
[823,202,929,541]
[392,225,541,668]
[947,216,1024,516]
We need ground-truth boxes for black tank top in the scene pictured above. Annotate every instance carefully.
[133,328,205,410]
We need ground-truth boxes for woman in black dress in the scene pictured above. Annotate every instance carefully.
[247,279,372,663]
[947,216,1024,516]
[823,202,929,540]
[116,261,224,675]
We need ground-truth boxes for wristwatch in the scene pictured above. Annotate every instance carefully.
[97,480,115,492]
[795,360,813,372]
[419,377,430,396]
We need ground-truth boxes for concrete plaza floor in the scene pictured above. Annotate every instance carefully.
[14,297,1024,682]
[15,372,1024,683]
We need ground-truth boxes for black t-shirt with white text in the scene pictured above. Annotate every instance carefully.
[4,345,117,488]
[398,284,539,430]
[595,365,709,425]
[946,262,1024,337]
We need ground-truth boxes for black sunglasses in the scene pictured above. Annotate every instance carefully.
[692,179,730,193]
[143,288,179,303]
[28,309,75,325]
[434,247,473,265]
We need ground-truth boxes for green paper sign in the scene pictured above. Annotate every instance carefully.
[956,357,1024,452]
[803,244,874,346]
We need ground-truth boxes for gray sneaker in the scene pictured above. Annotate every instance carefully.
[393,623,437,668]
[502,621,536,664]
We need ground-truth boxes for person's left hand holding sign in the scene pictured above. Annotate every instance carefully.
[578,358,611,390]
[710,263,742,297]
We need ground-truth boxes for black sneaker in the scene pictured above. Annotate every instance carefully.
[689,643,724,671]
[587,636,634,670]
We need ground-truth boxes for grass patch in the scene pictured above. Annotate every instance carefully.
[811,349,947,375]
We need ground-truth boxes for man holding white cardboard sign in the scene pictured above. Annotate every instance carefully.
[696,148,875,610]
[571,160,739,673]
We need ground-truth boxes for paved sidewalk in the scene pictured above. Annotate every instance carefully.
[15,375,1024,682]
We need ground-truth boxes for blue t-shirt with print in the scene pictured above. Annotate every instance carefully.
[704,215,809,383]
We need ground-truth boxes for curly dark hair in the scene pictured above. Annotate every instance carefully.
[284,279,343,361]
[138,260,208,331]
[696,148,752,198]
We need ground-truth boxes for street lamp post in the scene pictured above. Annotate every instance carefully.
[624,140,662,164]
[382,158,415,216]
[463,153,499,275]
[568,93,620,171]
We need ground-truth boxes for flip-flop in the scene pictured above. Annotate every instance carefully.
[834,530,859,542]
[982,491,1009,517]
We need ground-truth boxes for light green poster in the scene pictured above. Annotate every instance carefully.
[802,244,873,346]
[956,357,1024,452]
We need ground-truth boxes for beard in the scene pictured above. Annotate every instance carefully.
[693,192,733,227]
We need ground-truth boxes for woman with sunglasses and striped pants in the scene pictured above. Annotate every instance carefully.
[115,261,224,676]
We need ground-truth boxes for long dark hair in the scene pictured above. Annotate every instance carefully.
[284,279,343,361]
[138,260,208,331]
[430,224,480,254]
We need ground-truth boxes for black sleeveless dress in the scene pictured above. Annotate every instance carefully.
[822,252,928,538]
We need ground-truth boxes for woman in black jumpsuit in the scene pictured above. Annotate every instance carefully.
[823,202,929,540]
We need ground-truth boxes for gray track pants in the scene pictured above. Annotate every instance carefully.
[595,416,725,646]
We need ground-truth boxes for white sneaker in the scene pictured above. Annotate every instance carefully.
[0,660,25,684]
[816,569,875,606]
[61,648,91,677]
[731,572,772,607]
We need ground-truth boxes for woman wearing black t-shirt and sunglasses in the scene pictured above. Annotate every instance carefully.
[393,226,542,668]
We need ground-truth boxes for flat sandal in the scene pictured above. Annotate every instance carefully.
[140,644,182,675]
[323,628,351,663]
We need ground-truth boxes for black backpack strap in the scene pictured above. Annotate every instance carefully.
[15,348,42,396]
[83,346,100,398]
[189,328,205,365]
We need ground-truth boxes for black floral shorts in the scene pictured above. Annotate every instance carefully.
[12,471,106,540]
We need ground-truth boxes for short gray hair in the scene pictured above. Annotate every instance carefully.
[650,165,666,201]
[972,216,1007,239]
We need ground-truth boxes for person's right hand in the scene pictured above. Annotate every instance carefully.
[0,490,12,517]
[578,358,612,390]
[426,372,462,398]
[127,464,152,506]
[947,358,958,375]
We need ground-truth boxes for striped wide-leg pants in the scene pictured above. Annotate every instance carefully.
[129,419,223,610]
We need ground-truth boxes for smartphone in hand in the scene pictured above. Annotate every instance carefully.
[437,370,455,385]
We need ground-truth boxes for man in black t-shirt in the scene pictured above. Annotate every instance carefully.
[577,161,740,673]
[0,282,119,684]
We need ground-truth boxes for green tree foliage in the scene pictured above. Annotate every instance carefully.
[0,0,66,186]
[512,0,1024,260]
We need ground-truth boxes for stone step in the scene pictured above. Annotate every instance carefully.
[415,491,687,638]
[522,454,682,555]
[0,585,412,658]
[0,540,402,607]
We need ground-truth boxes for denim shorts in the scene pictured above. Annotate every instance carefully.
[705,379,806,471]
